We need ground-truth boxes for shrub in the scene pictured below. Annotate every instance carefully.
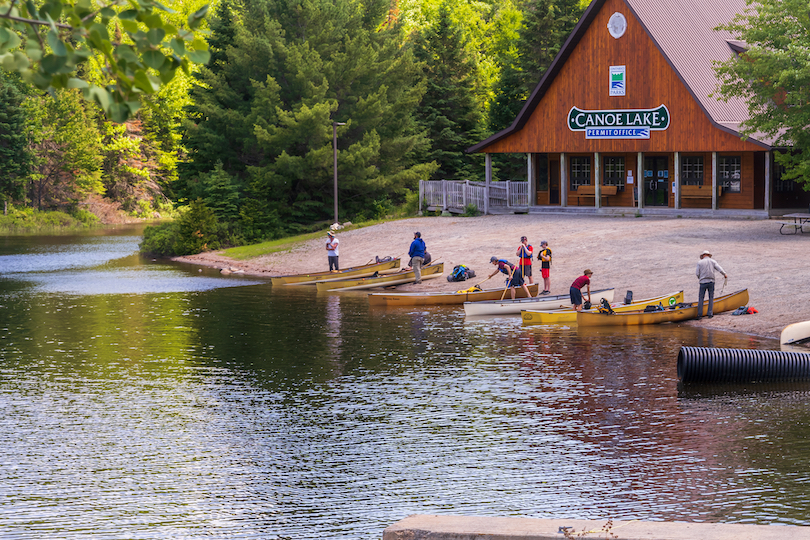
[140,222,180,256]
[462,203,480,217]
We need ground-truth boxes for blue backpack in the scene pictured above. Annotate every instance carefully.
[447,264,475,282]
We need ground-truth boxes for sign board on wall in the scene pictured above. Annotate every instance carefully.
[609,66,625,96]
[567,104,670,139]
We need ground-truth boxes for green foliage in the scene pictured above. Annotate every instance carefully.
[24,88,104,209]
[141,198,227,255]
[0,203,92,232]
[714,0,810,189]
[0,0,210,122]
[0,74,31,202]
[413,1,487,181]
[462,202,480,216]
[140,220,180,255]
[180,0,437,235]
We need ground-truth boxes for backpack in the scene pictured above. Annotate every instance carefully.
[447,264,475,282]
[598,298,615,314]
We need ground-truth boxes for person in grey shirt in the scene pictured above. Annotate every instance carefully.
[696,249,728,320]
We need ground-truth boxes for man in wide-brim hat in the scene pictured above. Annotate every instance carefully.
[696,249,728,320]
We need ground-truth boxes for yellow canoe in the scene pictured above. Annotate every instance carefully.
[270,258,400,286]
[368,283,541,306]
[521,291,684,325]
[316,263,444,291]
[576,289,749,327]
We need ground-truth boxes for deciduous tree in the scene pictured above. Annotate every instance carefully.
[714,0,810,189]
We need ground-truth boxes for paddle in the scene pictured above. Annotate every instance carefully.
[500,264,515,301]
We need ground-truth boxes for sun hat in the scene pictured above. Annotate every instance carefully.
[327,231,335,237]
[701,250,711,257]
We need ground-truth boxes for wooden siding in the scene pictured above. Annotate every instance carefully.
[484,0,764,155]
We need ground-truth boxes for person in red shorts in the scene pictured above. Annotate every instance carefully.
[538,240,552,295]
[569,269,593,311]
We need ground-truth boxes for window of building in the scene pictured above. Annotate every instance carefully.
[681,156,704,185]
[718,156,741,192]
[570,156,591,189]
[774,164,795,193]
[603,157,625,189]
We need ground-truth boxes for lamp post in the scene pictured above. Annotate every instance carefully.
[333,121,346,225]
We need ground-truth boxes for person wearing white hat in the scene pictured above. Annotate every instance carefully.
[696,249,728,320]
[326,231,340,271]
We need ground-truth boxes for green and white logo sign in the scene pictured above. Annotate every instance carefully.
[609,66,625,96]
[567,104,670,139]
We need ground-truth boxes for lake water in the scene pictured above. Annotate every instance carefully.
[1,227,809,539]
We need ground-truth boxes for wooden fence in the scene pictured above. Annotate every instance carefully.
[420,180,530,214]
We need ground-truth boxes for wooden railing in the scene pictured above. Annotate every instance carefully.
[419,180,529,214]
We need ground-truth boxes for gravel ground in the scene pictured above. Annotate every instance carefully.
[175,214,810,340]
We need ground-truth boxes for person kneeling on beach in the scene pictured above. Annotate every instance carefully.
[488,257,532,300]
[570,269,593,311]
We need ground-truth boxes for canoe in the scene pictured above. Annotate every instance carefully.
[576,289,749,327]
[781,320,810,346]
[270,258,400,286]
[521,290,684,325]
[316,263,444,291]
[368,283,541,306]
[463,288,615,317]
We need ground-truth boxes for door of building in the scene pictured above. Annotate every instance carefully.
[549,161,560,205]
[644,156,669,207]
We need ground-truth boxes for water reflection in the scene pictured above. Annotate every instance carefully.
[1,230,810,539]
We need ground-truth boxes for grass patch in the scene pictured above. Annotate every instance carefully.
[223,218,391,260]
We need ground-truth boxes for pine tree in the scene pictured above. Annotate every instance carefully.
[181,0,435,236]
[0,77,31,210]
[488,0,584,180]
[413,1,487,181]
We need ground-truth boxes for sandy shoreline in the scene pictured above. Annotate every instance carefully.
[174,214,810,340]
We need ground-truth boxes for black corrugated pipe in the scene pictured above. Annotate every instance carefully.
[678,346,810,384]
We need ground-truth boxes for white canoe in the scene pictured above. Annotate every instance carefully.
[781,320,810,346]
[463,288,615,317]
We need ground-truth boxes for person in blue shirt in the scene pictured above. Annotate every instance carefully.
[408,231,426,284]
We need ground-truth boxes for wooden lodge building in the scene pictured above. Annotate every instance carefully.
[466,0,810,217]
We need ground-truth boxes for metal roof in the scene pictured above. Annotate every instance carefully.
[468,0,773,153]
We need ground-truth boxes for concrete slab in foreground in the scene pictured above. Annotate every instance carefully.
[383,515,810,540]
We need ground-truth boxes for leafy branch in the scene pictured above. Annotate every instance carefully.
[0,0,210,122]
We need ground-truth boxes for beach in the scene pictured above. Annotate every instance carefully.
[175,214,810,340]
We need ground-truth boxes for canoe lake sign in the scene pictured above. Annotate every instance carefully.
[567,104,670,139]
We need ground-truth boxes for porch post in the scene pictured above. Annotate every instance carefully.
[560,153,568,207]
[764,151,771,213]
[594,152,601,209]
[637,152,644,210]
[485,153,492,215]
[674,151,681,209]
[711,151,718,211]
[527,153,536,207]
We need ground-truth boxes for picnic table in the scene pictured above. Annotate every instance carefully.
[778,213,810,235]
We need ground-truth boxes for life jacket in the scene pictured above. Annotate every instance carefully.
[498,259,513,275]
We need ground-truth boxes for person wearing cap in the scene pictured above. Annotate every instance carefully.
[488,256,532,300]
[696,250,728,320]
[515,237,534,286]
[569,269,593,311]
[538,240,552,295]
[326,231,340,271]
[408,232,426,284]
